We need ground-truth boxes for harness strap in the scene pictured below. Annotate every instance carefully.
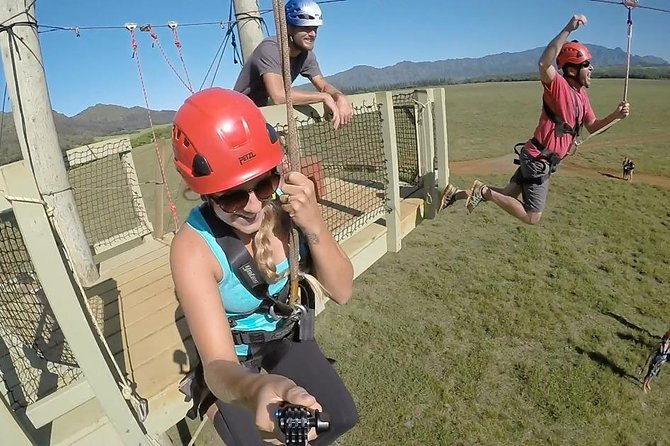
[231,318,297,344]
[198,203,315,344]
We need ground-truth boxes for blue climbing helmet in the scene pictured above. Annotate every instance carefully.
[285,0,323,27]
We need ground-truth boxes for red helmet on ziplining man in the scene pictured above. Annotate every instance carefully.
[171,88,284,195]
[556,40,592,70]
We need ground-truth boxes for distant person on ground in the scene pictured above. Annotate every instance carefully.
[233,0,352,129]
[438,15,630,224]
[642,329,670,393]
[170,88,358,445]
[622,157,635,182]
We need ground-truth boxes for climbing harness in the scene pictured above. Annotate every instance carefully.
[198,203,315,345]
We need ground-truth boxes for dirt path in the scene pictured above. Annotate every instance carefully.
[450,153,670,188]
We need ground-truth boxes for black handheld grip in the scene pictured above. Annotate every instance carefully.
[275,404,330,445]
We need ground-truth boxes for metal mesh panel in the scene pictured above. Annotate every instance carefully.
[276,103,388,242]
[65,139,152,253]
[0,210,81,410]
[392,92,420,186]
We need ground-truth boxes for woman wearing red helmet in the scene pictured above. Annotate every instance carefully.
[440,15,630,225]
[170,88,357,444]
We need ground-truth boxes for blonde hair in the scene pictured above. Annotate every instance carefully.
[253,200,329,305]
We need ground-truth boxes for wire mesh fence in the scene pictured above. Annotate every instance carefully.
[0,210,81,410]
[392,92,420,186]
[275,102,388,242]
[65,138,153,255]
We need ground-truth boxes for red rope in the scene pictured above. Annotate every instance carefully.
[168,22,193,92]
[140,24,193,93]
[127,26,180,231]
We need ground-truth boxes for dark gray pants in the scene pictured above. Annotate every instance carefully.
[212,339,358,445]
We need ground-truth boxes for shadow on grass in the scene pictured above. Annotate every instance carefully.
[616,331,657,350]
[574,346,640,384]
[598,172,625,181]
[604,311,654,338]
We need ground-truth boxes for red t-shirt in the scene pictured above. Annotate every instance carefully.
[525,75,595,160]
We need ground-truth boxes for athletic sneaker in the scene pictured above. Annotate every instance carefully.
[465,180,486,214]
[438,183,458,212]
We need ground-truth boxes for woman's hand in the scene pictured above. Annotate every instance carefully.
[251,374,321,440]
[279,171,324,234]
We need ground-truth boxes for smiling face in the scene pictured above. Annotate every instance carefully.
[565,61,593,89]
[288,25,318,52]
[577,61,593,88]
[208,171,279,235]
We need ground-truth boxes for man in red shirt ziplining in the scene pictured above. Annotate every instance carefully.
[440,15,630,225]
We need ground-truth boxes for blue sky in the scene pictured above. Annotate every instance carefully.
[2,0,669,116]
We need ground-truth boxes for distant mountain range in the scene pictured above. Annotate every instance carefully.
[322,44,668,93]
[1,44,667,165]
[1,105,175,164]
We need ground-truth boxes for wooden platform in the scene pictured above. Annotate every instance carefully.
[77,190,426,441]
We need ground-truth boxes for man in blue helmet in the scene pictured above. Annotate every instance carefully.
[234,0,352,129]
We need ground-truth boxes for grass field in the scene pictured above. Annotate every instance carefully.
[139,79,670,445]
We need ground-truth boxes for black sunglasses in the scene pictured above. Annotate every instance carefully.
[580,60,592,69]
[209,171,280,213]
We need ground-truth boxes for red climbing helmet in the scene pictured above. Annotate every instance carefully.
[663,329,670,340]
[172,88,284,195]
[556,41,592,70]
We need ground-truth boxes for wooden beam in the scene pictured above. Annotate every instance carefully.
[376,91,402,252]
[433,87,450,191]
[0,0,99,286]
[1,161,154,445]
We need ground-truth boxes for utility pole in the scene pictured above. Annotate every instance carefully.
[233,0,266,63]
[0,0,99,286]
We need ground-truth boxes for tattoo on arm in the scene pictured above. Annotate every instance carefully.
[304,232,319,244]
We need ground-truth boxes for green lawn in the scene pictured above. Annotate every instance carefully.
[317,173,669,445]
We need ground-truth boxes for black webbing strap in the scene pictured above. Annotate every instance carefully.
[199,203,268,296]
[199,203,315,344]
[542,87,585,139]
[232,318,297,345]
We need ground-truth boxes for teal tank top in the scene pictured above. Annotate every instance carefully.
[185,206,289,357]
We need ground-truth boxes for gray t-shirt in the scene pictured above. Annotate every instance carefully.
[233,36,322,107]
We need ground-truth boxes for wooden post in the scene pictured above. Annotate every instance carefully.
[0,0,99,286]
[415,90,437,219]
[1,161,154,445]
[232,0,265,63]
[0,393,33,446]
[433,87,450,191]
[376,91,402,252]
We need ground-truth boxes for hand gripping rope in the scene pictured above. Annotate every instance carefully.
[272,0,302,305]
[275,404,331,446]
[575,0,670,151]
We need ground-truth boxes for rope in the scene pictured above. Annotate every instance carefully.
[0,191,47,206]
[139,23,193,93]
[167,21,193,92]
[573,6,633,149]
[199,23,234,90]
[0,82,6,151]
[126,24,181,231]
[272,0,301,305]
